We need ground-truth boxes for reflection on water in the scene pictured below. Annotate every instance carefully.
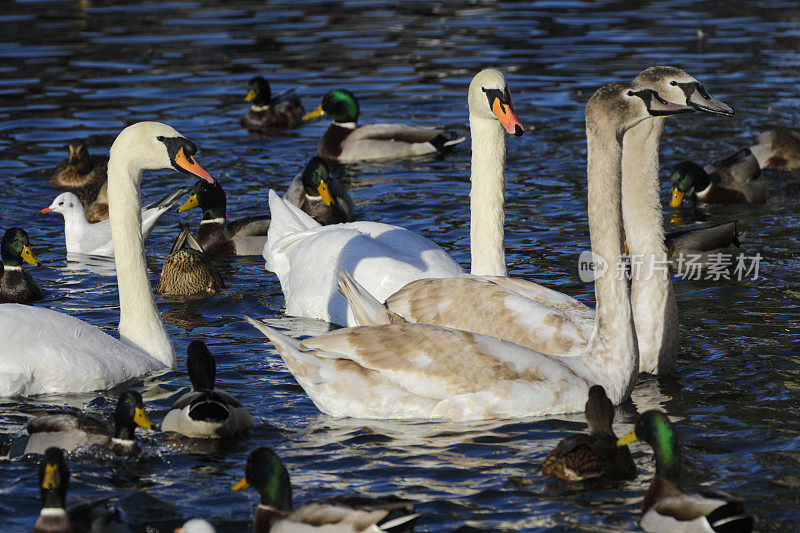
[1,0,800,531]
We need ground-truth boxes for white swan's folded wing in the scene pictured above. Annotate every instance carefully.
[0,305,166,396]
[248,318,590,420]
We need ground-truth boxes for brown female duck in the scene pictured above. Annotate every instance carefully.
[50,139,108,189]
[157,224,225,296]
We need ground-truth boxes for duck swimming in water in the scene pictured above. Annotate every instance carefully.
[241,76,305,132]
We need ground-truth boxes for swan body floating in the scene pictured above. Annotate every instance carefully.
[341,67,732,376]
[0,121,214,397]
[250,81,694,420]
[303,88,468,163]
[40,186,188,257]
[263,69,523,326]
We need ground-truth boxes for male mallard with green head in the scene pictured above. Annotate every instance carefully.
[50,139,108,189]
[0,227,43,303]
[233,447,418,532]
[542,385,636,482]
[284,156,355,224]
[20,390,155,457]
[669,148,767,206]
[618,410,754,532]
[177,180,270,255]
[241,76,305,132]
[33,447,130,533]
[303,88,465,163]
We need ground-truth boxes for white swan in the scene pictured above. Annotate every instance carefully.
[341,67,732,375]
[248,82,694,421]
[39,187,187,257]
[0,122,215,397]
[263,69,525,326]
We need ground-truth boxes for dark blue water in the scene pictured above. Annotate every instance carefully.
[1,1,799,531]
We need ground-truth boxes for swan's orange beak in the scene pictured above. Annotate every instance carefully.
[173,147,214,184]
[491,98,525,137]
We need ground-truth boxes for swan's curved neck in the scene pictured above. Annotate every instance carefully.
[581,123,638,402]
[469,113,507,276]
[107,155,174,366]
[621,117,677,373]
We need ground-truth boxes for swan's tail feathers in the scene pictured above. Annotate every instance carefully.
[428,131,466,152]
[336,268,406,326]
[245,315,302,353]
[144,186,190,211]
[267,189,320,238]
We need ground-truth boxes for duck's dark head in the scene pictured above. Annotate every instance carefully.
[233,446,293,511]
[300,156,334,206]
[113,390,155,441]
[245,76,271,106]
[1,227,41,267]
[178,179,227,220]
[304,89,359,124]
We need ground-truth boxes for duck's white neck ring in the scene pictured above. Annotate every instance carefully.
[200,218,225,225]
[3,265,21,271]
[695,183,712,196]
[334,121,357,129]
[250,104,270,112]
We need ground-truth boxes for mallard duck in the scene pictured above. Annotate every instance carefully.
[284,156,355,224]
[249,82,696,420]
[618,411,754,532]
[541,385,635,482]
[73,180,109,222]
[233,447,418,532]
[749,129,800,171]
[18,390,154,457]
[39,187,188,257]
[0,122,215,397]
[665,221,740,271]
[33,447,130,533]
[668,148,767,206]
[177,180,270,255]
[303,88,466,163]
[161,340,252,438]
[157,225,225,296]
[264,69,526,326]
[0,227,43,303]
[241,76,305,132]
[51,139,108,189]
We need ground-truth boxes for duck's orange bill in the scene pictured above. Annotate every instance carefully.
[38,207,53,215]
[232,476,250,491]
[669,188,685,208]
[174,147,214,184]
[491,98,525,136]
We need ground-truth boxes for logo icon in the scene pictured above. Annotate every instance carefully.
[578,250,607,282]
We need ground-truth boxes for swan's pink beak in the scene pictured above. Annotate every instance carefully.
[173,147,215,184]
[491,98,525,137]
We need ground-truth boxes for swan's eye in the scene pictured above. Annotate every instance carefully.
[670,81,678,86]
[626,91,634,97]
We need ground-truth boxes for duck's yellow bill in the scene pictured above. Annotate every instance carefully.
[134,407,154,430]
[42,464,59,489]
[178,194,200,213]
[303,104,325,121]
[21,246,41,267]
[245,89,256,102]
[617,430,638,447]
[669,188,685,208]
[318,181,334,206]
[232,476,250,491]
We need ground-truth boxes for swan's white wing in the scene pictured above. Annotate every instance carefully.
[383,277,591,357]
[264,190,463,326]
[248,318,590,421]
[0,304,166,396]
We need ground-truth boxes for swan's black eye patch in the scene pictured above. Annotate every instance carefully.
[159,136,198,161]
[482,85,512,110]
